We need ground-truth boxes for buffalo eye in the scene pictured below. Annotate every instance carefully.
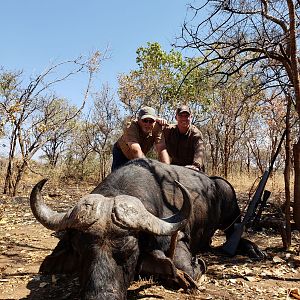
[112,235,138,264]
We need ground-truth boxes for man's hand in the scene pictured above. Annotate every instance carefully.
[185,165,200,171]
[156,118,168,126]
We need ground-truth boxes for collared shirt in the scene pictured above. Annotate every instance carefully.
[163,124,205,169]
[117,120,163,159]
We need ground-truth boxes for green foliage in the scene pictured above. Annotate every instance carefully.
[136,42,184,70]
[118,42,211,118]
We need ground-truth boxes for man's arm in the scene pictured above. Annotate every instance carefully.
[153,123,171,164]
[155,135,171,164]
[120,121,146,159]
[192,133,205,171]
[154,128,171,165]
[127,142,146,159]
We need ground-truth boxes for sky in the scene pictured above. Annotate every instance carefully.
[1,0,192,107]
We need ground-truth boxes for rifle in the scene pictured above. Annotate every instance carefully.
[222,129,286,256]
[252,189,271,229]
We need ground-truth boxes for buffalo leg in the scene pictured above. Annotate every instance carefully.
[173,240,206,281]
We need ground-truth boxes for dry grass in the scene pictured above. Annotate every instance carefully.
[228,172,290,194]
[0,161,293,206]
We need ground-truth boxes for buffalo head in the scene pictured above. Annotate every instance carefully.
[30,179,192,299]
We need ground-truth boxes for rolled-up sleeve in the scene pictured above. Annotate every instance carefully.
[118,122,140,159]
[192,132,205,170]
[152,123,163,144]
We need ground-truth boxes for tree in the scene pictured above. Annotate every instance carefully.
[84,84,122,180]
[0,52,103,195]
[62,122,95,181]
[178,0,300,229]
[203,70,263,176]
[118,42,210,119]
[41,99,78,167]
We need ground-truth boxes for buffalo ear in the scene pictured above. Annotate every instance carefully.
[40,232,79,274]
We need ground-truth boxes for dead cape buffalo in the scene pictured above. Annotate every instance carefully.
[30,158,264,300]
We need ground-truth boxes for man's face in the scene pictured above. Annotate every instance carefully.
[176,112,191,130]
[138,118,156,134]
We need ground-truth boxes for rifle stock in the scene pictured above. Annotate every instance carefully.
[242,171,269,223]
[222,223,245,256]
[222,129,286,256]
[222,171,269,256]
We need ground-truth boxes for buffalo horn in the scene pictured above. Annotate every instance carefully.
[111,180,192,235]
[30,179,68,231]
[30,179,113,231]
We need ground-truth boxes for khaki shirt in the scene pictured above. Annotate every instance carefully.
[163,124,205,168]
[117,120,163,159]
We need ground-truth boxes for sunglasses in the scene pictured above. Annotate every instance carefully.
[142,119,155,124]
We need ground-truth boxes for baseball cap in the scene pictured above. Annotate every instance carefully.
[176,105,191,115]
[138,106,157,120]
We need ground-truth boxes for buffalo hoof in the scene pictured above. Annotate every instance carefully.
[175,269,199,291]
[192,256,207,281]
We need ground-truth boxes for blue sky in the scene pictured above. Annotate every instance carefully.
[1,1,191,106]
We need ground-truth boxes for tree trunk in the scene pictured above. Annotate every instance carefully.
[223,127,230,178]
[3,157,13,195]
[283,95,292,248]
[11,160,28,196]
[247,146,250,174]
[4,130,18,195]
[293,139,300,229]
[287,0,300,230]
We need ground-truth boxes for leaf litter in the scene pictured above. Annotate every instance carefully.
[0,187,299,299]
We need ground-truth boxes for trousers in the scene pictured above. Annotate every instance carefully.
[111,142,129,172]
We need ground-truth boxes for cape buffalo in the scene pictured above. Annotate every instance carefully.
[30,158,264,299]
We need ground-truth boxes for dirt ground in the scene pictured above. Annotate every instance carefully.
[0,182,300,300]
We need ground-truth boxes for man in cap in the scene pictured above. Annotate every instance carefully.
[111,106,169,171]
[162,104,205,172]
